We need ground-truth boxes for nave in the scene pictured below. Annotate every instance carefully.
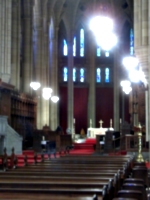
[0,150,149,200]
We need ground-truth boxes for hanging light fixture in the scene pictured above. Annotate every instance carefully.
[51,96,59,103]
[122,55,139,71]
[89,16,117,51]
[120,80,132,94]
[30,82,41,90]
[42,87,53,100]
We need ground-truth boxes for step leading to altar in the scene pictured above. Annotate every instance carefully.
[0,116,22,155]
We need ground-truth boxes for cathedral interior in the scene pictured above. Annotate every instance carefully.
[0,0,149,148]
[1,1,150,200]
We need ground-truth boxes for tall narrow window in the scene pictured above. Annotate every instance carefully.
[63,67,68,81]
[63,39,68,56]
[80,68,84,82]
[73,37,76,57]
[80,29,84,57]
[105,68,110,83]
[73,68,76,82]
[96,68,101,83]
[97,46,101,57]
[130,29,134,55]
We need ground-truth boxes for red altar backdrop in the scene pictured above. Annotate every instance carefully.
[59,86,88,134]
[74,87,89,134]
[59,87,68,133]
[96,87,114,128]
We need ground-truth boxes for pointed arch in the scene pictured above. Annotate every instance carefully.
[58,19,67,56]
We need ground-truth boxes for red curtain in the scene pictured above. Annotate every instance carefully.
[59,87,67,133]
[59,87,89,134]
[74,88,89,134]
[96,87,114,128]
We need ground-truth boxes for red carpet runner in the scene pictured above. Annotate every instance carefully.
[69,138,96,155]
[16,138,96,167]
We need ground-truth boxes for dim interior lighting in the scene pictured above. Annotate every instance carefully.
[30,82,41,90]
[51,96,59,103]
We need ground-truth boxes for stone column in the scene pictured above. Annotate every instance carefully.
[88,31,96,127]
[49,26,59,130]
[11,0,20,90]
[134,0,149,129]
[67,34,74,136]
[113,48,120,131]
[0,0,12,83]
[21,0,33,94]
[40,2,50,127]
[33,0,43,129]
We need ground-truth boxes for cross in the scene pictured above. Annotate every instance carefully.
[99,120,103,128]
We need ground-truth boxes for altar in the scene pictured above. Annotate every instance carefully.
[87,119,114,138]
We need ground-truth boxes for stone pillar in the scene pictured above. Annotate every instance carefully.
[33,0,43,129]
[134,0,149,130]
[11,0,20,90]
[141,0,148,46]
[134,0,142,47]
[113,48,121,131]
[21,0,33,94]
[88,31,96,127]
[40,2,50,128]
[67,34,74,136]
[49,26,59,130]
[0,0,12,83]
[145,90,149,141]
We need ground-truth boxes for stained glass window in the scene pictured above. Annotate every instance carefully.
[80,68,84,82]
[73,37,76,57]
[63,39,68,56]
[73,68,76,82]
[130,29,134,55]
[97,46,101,57]
[96,68,101,82]
[105,68,110,83]
[80,29,84,57]
[63,67,68,81]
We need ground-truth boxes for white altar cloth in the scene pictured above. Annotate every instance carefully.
[87,128,107,138]
[87,127,114,138]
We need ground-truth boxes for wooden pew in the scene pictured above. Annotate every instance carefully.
[122,183,147,200]
[0,174,109,199]
[0,147,18,171]
[33,128,72,155]
[0,154,133,200]
[0,192,104,200]
[117,190,143,200]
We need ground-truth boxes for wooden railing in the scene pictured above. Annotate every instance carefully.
[114,134,148,152]
[96,134,148,153]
